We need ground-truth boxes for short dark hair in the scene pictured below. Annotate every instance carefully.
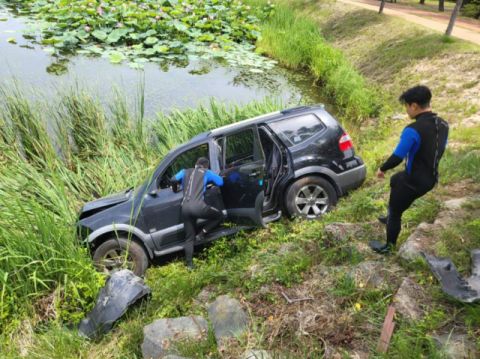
[398,85,432,109]
[196,157,209,168]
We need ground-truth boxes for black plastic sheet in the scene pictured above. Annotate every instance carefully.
[78,269,151,338]
[421,249,480,303]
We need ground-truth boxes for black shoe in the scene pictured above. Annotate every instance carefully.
[186,260,195,271]
[369,240,394,255]
[378,215,388,225]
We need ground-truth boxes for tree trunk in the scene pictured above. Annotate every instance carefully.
[446,0,463,36]
[420,0,425,4]
[379,0,387,13]
[439,0,444,11]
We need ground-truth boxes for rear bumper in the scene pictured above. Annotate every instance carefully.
[337,164,367,194]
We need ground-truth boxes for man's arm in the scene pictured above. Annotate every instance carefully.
[171,169,185,192]
[205,170,224,186]
[379,127,419,175]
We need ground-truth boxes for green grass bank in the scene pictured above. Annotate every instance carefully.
[1,0,480,357]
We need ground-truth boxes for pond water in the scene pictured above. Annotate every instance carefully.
[0,4,329,117]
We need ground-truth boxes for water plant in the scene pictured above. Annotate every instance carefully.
[9,0,277,68]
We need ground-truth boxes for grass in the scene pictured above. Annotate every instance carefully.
[1,0,480,357]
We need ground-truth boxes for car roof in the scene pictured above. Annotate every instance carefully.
[184,104,326,145]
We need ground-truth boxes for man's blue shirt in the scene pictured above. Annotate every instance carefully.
[174,168,223,193]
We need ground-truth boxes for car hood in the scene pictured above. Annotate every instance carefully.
[79,187,133,219]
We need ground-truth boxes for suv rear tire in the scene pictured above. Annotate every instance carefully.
[285,176,337,219]
[93,238,149,277]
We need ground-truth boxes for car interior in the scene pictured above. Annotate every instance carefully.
[258,126,286,209]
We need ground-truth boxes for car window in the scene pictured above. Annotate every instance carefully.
[158,144,209,189]
[274,114,325,146]
[225,130,254,168]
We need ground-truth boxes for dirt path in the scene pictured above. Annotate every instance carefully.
[338,0,480,46]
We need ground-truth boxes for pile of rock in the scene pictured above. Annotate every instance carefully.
[141,295,250,359]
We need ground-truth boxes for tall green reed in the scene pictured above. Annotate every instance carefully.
[0,82,286,331]
[247,0,381,121]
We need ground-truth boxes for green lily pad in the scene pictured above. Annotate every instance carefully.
[6,37,15,43]
[109,52,125,63]
[144,37,158,45]
[92,30,108,41]
[4,30,15,33]
[43,47,55,52]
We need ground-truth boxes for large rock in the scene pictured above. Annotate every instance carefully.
[141,316,208,359]
[443,197,468,210]
[393,278,425,321]
[240,350,273,359]
[208,295,248,345]
[398,222,436,261]
[348,261,398,290]
[431,333,477,359]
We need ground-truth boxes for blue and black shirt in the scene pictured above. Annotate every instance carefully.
[173,167,223,207]
[381,112,449,193]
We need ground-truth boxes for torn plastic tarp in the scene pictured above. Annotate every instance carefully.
[78,269,151,338]
[421,249,480,303]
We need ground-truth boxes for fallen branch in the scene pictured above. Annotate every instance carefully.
[281,291,313,305]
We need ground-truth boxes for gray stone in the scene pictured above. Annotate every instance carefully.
[241,350,273,359]
[163,356,191,359]
[141,315,208,359]
[431,333,477,359]
[324,222,363,242]
[208,295,248,344]
[398,222,436,261]
[277,243,294,253]
[444,198,468,210]
[196,284,216,303]
[393,278,425,321]
[348,261,393,290]
[389,114,405,120]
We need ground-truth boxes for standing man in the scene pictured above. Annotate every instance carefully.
[370,86,449,254]
[171,157,224,270]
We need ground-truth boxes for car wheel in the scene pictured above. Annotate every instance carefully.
[285,176,337,219]
[93,238,149,277]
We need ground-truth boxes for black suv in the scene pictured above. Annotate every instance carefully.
[77,105,366,275]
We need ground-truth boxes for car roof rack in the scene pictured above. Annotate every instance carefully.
[280,105,311,115]
[210,110,282,135]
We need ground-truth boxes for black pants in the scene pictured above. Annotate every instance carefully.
[182,204,223,262]
[387,171,428,246]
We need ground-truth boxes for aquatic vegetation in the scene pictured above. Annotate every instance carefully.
[9,0,277,68]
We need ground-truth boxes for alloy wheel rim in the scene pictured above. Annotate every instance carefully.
[295,184,329,218]
[95,249,135,273]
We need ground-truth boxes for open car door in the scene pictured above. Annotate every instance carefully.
[218,126,266,228]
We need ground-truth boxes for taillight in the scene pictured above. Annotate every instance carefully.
[339,132,353,152]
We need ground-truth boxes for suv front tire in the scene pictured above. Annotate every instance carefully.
[93,237,149,276]
[285,176,337,219]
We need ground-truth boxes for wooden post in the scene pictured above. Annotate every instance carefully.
[379,0,387,14]
[378,306,396,353]
[446,0,464,36]
[439,0,445,11]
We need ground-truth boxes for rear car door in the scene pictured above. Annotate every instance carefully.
[218,126,266,228]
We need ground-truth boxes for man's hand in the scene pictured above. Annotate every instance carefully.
[376,169,385,180]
